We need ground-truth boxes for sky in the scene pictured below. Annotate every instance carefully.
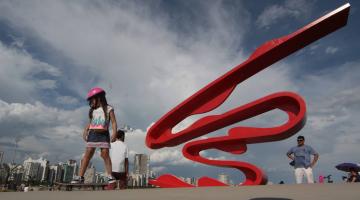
[0,0,359,185]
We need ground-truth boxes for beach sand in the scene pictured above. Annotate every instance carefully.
[1,183,359,200]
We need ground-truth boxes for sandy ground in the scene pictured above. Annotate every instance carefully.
[1,183,359,200]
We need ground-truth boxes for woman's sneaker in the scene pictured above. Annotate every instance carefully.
[107,176,116,184]
[71,176,85,184]
[105,176,116,190]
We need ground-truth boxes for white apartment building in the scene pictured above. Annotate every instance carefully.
[23,157,49,182]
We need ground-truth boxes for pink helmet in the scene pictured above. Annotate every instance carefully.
[87,87,105,100]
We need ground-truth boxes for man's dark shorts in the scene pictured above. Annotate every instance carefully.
[112,172,127,189]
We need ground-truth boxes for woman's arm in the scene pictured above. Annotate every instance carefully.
[83,123,90,141]
[109,110,118,142]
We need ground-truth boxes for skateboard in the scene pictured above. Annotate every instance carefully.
[54,182,113,191]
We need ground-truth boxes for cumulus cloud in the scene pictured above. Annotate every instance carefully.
[36,79,58,90]
[325,46,339,54]
[150,149,191,165]
[0,0,294,127]
[256,0,315,29]
[0,41,61,103]
[0,99,87,162]
[0,0,251,129]
[151,166,167,174]
[56,96,80,105]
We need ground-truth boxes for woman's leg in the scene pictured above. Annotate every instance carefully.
[100,148,113,176]
[79,147,96,176]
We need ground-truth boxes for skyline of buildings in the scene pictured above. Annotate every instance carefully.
[0,152,157,188]
[0,151,233,189]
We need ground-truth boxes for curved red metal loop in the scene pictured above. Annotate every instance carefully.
[146,4,350,187]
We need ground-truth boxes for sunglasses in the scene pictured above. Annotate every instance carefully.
[297,139,304,142]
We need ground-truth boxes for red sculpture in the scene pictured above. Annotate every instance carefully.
[146,3,350,187]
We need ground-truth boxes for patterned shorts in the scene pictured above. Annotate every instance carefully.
[86,130,110,148]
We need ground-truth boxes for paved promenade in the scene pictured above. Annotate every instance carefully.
[1,183,359,200]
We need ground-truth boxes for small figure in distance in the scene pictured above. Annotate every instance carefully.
[347,168,360,183]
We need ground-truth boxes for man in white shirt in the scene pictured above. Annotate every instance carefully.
[110,130,129,189]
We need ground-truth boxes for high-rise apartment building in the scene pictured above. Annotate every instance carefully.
[48,163,67,184]
[68,159,78,178]
[218,173,230,185]
[133,154,149,175]
[131,154,150,187]
[7,163,24,185]
[84,165,96,183]
[62,160,77,183]
[22,157,49,182]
